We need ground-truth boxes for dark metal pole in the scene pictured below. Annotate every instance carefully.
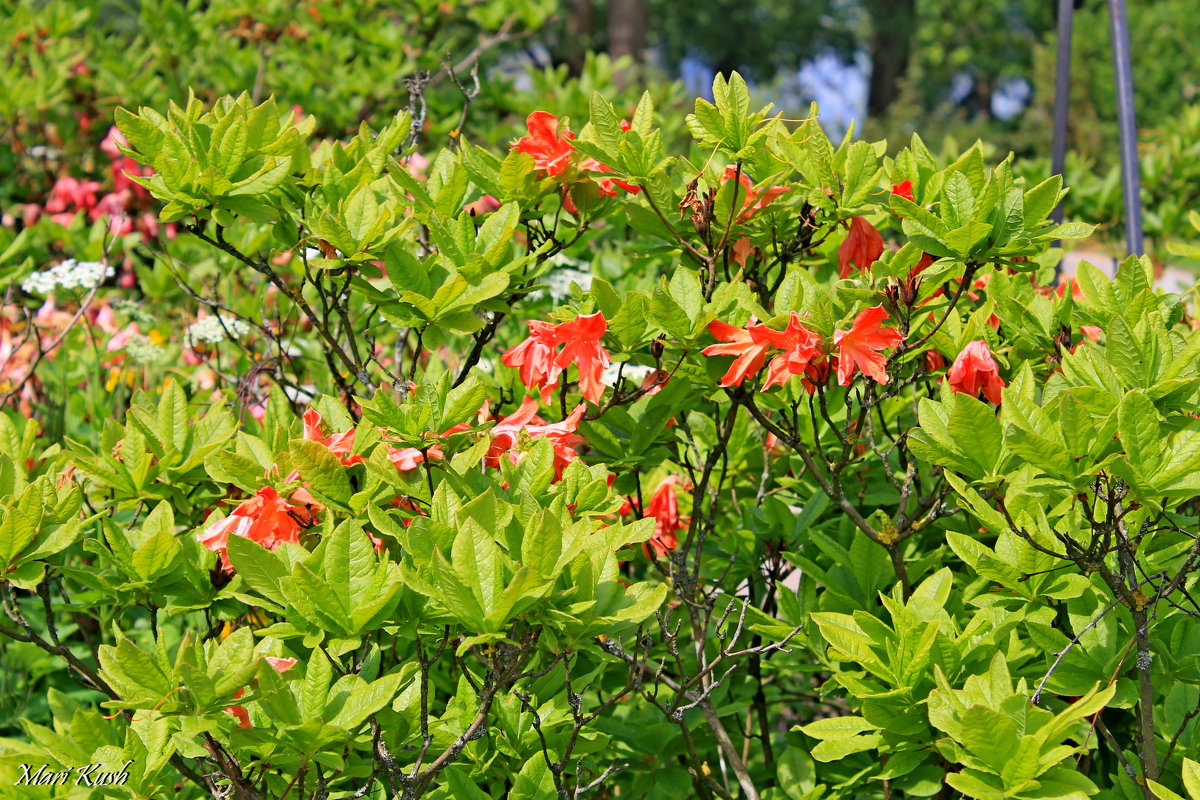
[1051,0,1074,231]
[1107,0,1144,256]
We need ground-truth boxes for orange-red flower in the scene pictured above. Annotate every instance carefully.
[513,111,575,176]
[301,408,363,466]
[833,305,904,386]
[553,312,610,404]
[891,180,915,202]
[757,313,823,391]
[503,313,611,405]
[486,396,586,480]
[721,167,791,222]
[502,319,563,402]
[197,487,316,572]
[948,340,1005,405]
[643,476,688,558]
[702,319,772,387]
[837,217,884,279]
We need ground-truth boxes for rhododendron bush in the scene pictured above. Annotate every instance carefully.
[6,67,1200,800]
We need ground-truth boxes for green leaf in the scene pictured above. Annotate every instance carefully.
[1183,757,1200,799]
[289,439,352,506]
[799,716,877,739]
[227,534,288,605]
[1118,390,1162,480]
[131,529,180,582]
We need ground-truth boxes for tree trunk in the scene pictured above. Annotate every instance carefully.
[566,0,593,77]
[866,0,918,117]
[608,0,648,63]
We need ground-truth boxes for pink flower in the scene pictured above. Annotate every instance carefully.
[105,323,140,352]
[100,126,127,160]
[464,195,502,215]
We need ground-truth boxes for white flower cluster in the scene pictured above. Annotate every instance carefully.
[183,315,252,348]
[125,336,167,364]
[21,260,114,295]
[602,362,657,387]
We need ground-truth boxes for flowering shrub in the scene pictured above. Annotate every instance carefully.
[4,67,1200,800]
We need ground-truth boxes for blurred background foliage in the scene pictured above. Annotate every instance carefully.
[2,0,1199,262]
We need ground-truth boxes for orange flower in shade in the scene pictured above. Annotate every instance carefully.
[837,217,885,279]
[948,340,1005,405]
[891,180,915,202]
[702,319,772,387]
[757,313,823,391]
[731,236,754,267]
[722,167,791,222]
[197,487,317,571]
[801,358,832,394]
[513,111,575,176]
[554,311,611,404]
[301,409,363,466]
[486,396,586,479]
[227,656,298,728]
[643,476,689,558]
[833,305,904,386]
[1080,325,1102,342]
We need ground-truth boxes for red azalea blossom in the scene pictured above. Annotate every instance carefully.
[702,319,772,387]
[553,311,610,404]
[837,217,885,279]
[721,167,791,222]
[301,408,363,466]
[948,340,1005,405]
[197,487,316,572]
[502,319,563,402]
[486,396,586,479]
[757,313,823,391]
[833,305,904,386]
[513,111,575,176]
[1080,325,1103,342]
[891,180,915,202]
[643,476,688,558]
